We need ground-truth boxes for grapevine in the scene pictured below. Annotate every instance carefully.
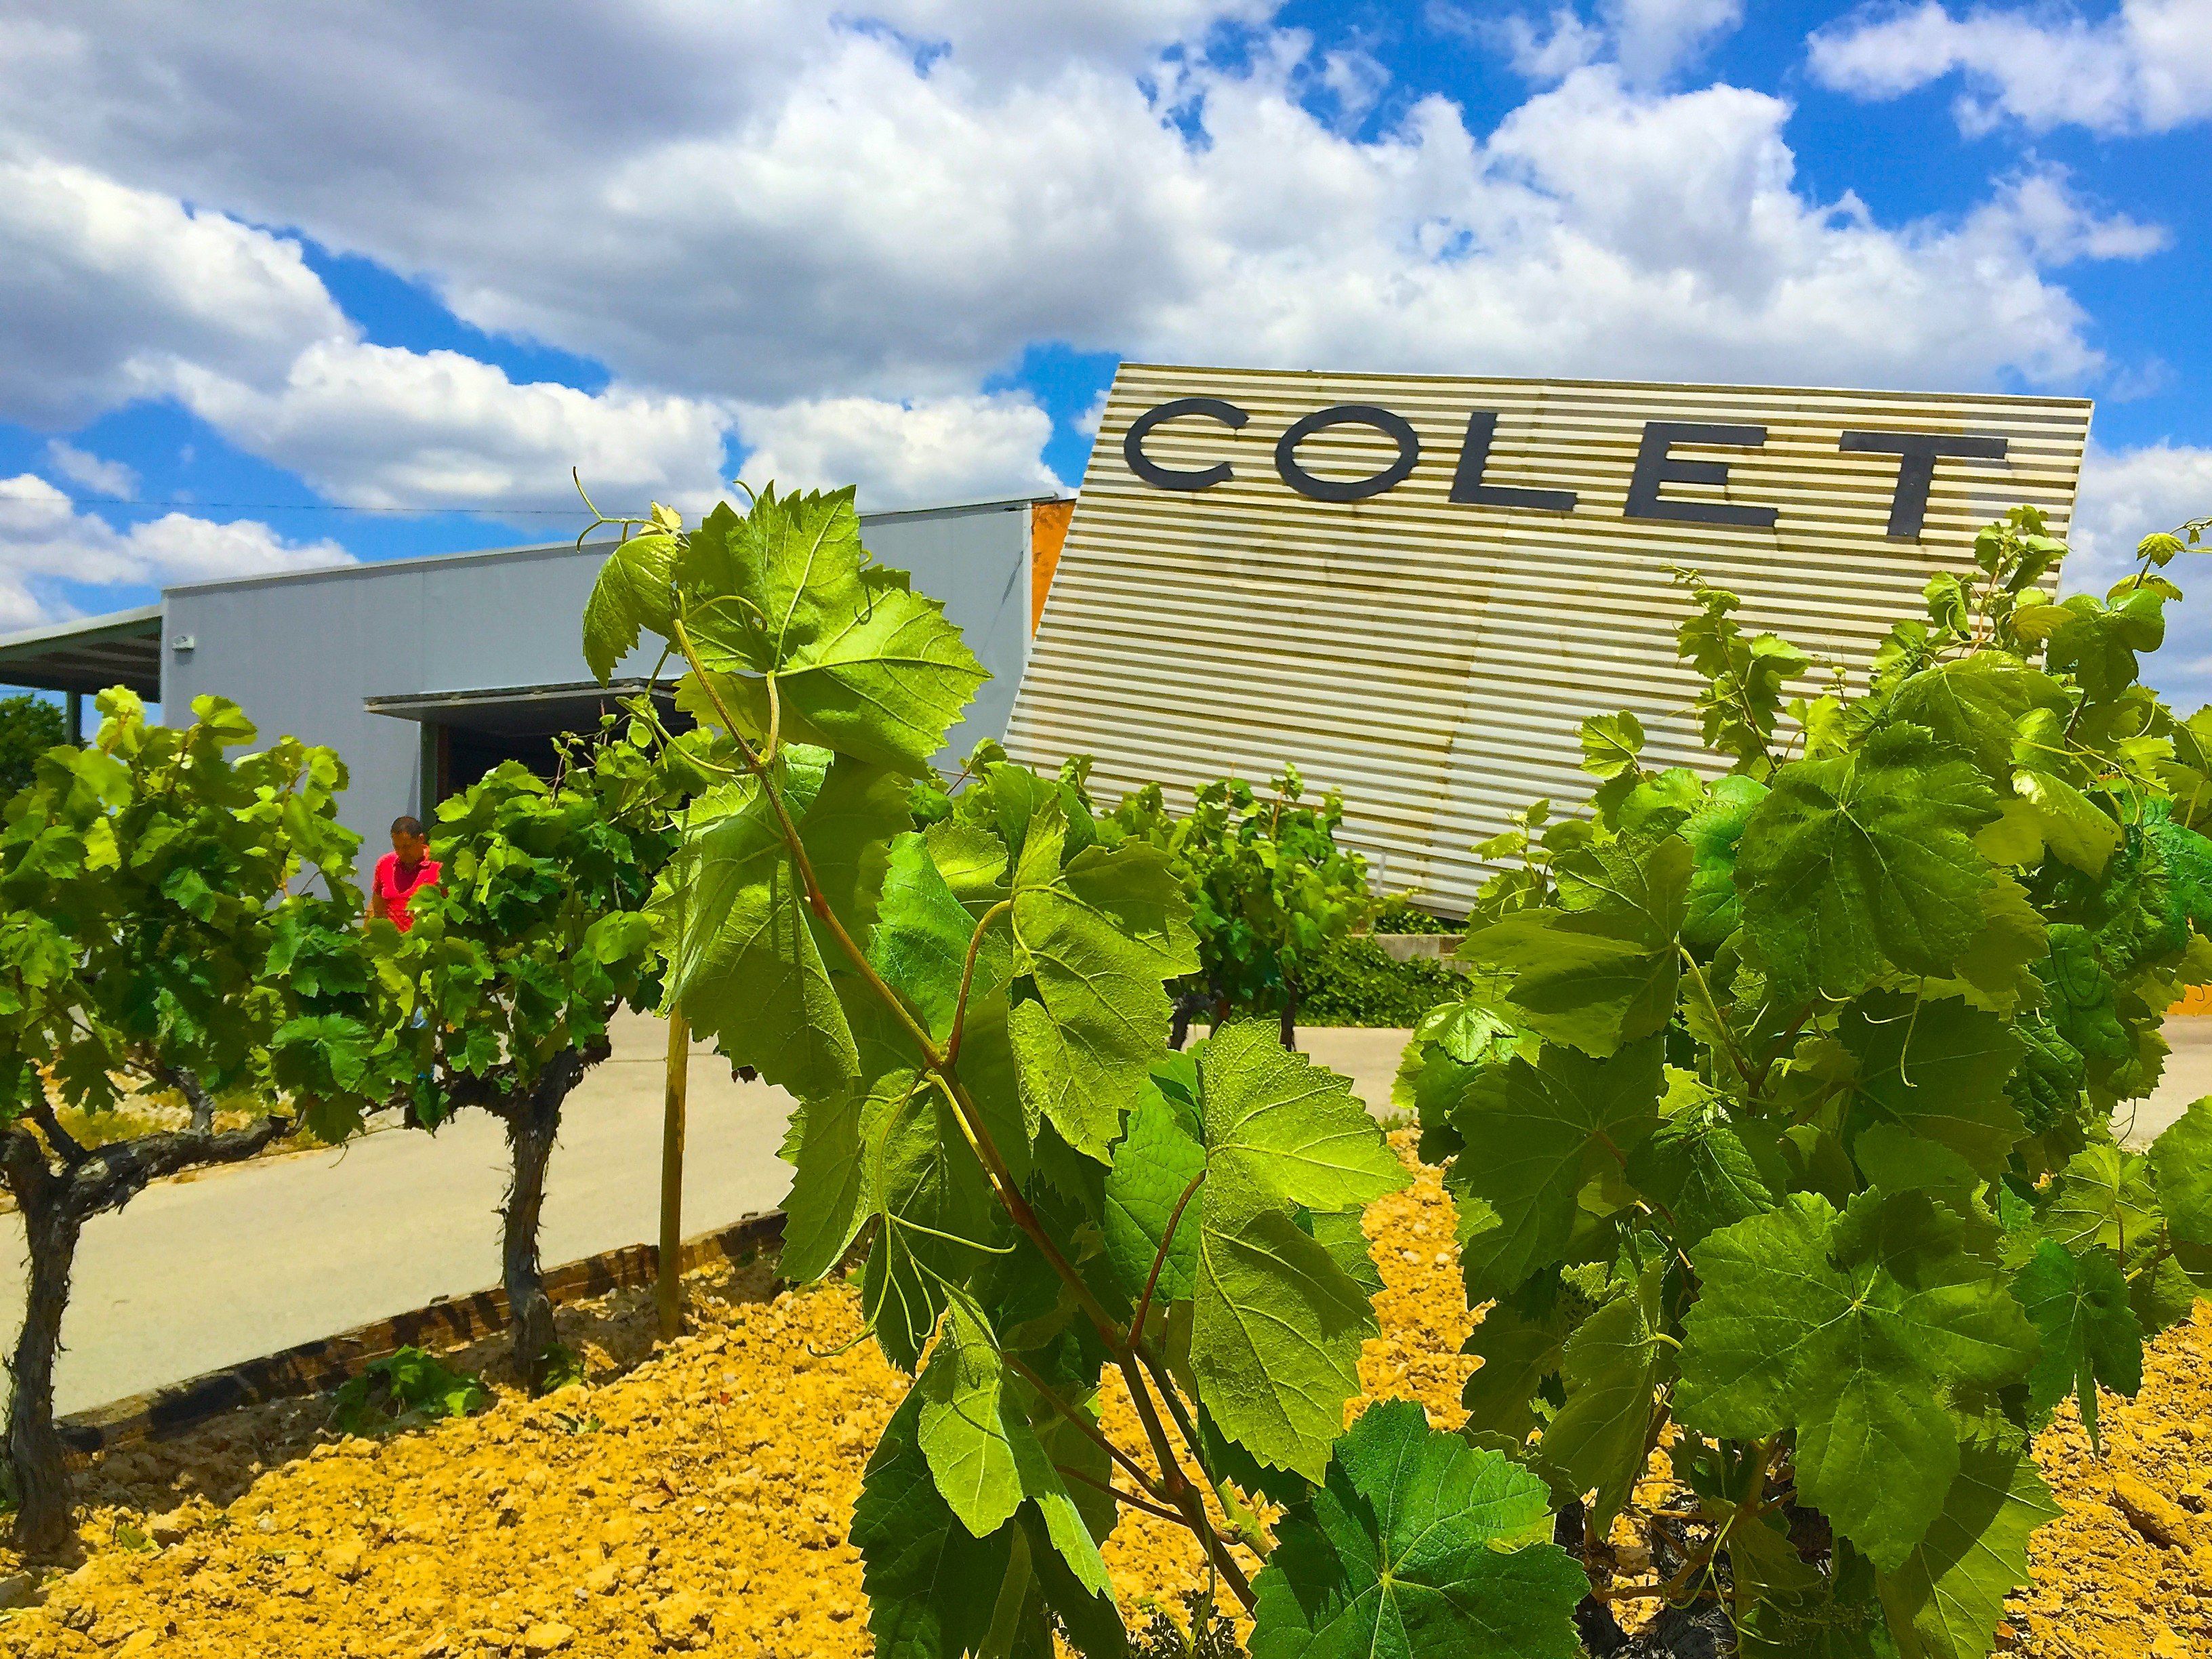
[582,485,1593,1657]
[0,691,390,1551]
[376,732,679,1391]
[1108,767,1372,1049]
[1400,506,2212,1656]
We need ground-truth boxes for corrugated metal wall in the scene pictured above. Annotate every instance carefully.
[1005,364,2092,914]
[163,499,1040,872]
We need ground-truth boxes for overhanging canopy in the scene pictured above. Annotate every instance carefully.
[364,678,675,737]
[0,605,163,699]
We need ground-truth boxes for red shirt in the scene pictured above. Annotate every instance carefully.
[373,853,441,932]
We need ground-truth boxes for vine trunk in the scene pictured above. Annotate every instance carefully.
[494,1046,594,1391]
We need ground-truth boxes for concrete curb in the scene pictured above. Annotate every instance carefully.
[58,1207,789,1456]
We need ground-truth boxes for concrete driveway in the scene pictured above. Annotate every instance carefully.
[0,1010,800,1418]
[3,1016,2206,1420]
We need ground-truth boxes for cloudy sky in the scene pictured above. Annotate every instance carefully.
[1,1,2209,695]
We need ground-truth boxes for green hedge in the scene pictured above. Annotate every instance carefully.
[1298,937,1462,1027]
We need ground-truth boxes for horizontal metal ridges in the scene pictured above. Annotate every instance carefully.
[1006,365,2091,913]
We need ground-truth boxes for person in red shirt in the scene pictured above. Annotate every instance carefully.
[371,815,441,931]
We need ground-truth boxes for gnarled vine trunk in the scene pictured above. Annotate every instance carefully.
[1168,987,1226,1051]
[3,1133,81,1557]
[2,1109,292,1555]
[491,1042,602,1393]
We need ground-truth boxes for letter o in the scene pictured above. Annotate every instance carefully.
[1123,398,1249,491]
[1274,405,1420,502]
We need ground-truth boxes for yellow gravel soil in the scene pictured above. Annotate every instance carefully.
[2006,1301,2212,1659]
[1,1140,2205,1657]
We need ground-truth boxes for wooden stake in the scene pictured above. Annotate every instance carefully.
[656,1007,690,1340]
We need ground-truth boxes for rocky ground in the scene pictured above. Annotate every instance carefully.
[0,1140,2204,1658]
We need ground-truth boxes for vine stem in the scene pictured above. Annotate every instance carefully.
[1608,1435,1777,1610]
[1000,1351,1169,1503]
[945,901,1012,1067]
[668,614,1255,1608]
[1055,1462,1187,1526]
[1678,947,1753,1088]
[1130,1168,1204,1345]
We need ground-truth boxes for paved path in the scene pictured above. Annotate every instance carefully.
[0,1010,800,1418]
[3,1017,2206,1420]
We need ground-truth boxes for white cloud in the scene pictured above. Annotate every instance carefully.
[2063,442,2212,710]
[164,340,733,516]
[1456,0,1742,84]
[0,159,733,518]
[0,159,344,430]
[2069,442,2212,572]
[43,440,136,499]
[1073,386,1113,438]
[735,393,1063,510]
[1809,0,2212,136]
[0,474,345,630]
[0,4,2184,527]
[0,5,2160,419]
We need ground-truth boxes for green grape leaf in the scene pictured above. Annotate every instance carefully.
[2015,1240,2140,1449]
[1875,1443,2057,1659]
[657,761,857,1100]
[1460,1300,1569,1442]
[678,487,987,773]
[872,832,1010,1040]
[924,819,1010,903]
[1736,723,2000,1004]
[914,1288,1114,1598]
[1624,1071,1776,1252]
[2040,588,2164,704]
[1307,1208,1382,1300]
[2146,808,2212,939]
[1461,836,1689,1057]
[1579,710,1646,779]
[918,1290,1032,1538]
[581,532,678,682]
[861,1074,1001,1372]
[1677,1191,2038,1570]
[854,1389,1023,1659]
[798,754,912,951]
[2149,1097,2212,1247]
[777,1090,869,1282]
[2005,1017,2087,1140]
[2037,926,2131,1090]
[1446,1038,1664,1301]
[2043,1143,2158,1258]
[1101,1085,1206,1311]
[1838,993,2026,1179]
[1681,774,1767,953]
[1950,874,2049,1017]
[1540,1265,1671,1529]
[2011,766,2121,876]
[1020,1505,1128,1658]
[1392,994,1517,1162]
[781,573,989,775]
[1010,830,1197,1160]
[1192,1023,1409,1479]
[1248,1398,1585,1659]
[1885,659,2066,783]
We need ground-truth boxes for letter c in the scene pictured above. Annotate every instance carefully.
[1124,398,1249,491]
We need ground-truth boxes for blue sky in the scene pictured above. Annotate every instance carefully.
[0,1,2207,690]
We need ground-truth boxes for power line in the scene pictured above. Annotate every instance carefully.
[81,499,606,516]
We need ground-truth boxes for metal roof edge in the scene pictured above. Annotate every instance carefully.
[159,492,1073,602]
[0,602,163,653]
[1109,363,2097,409]
[160,543,620,600]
